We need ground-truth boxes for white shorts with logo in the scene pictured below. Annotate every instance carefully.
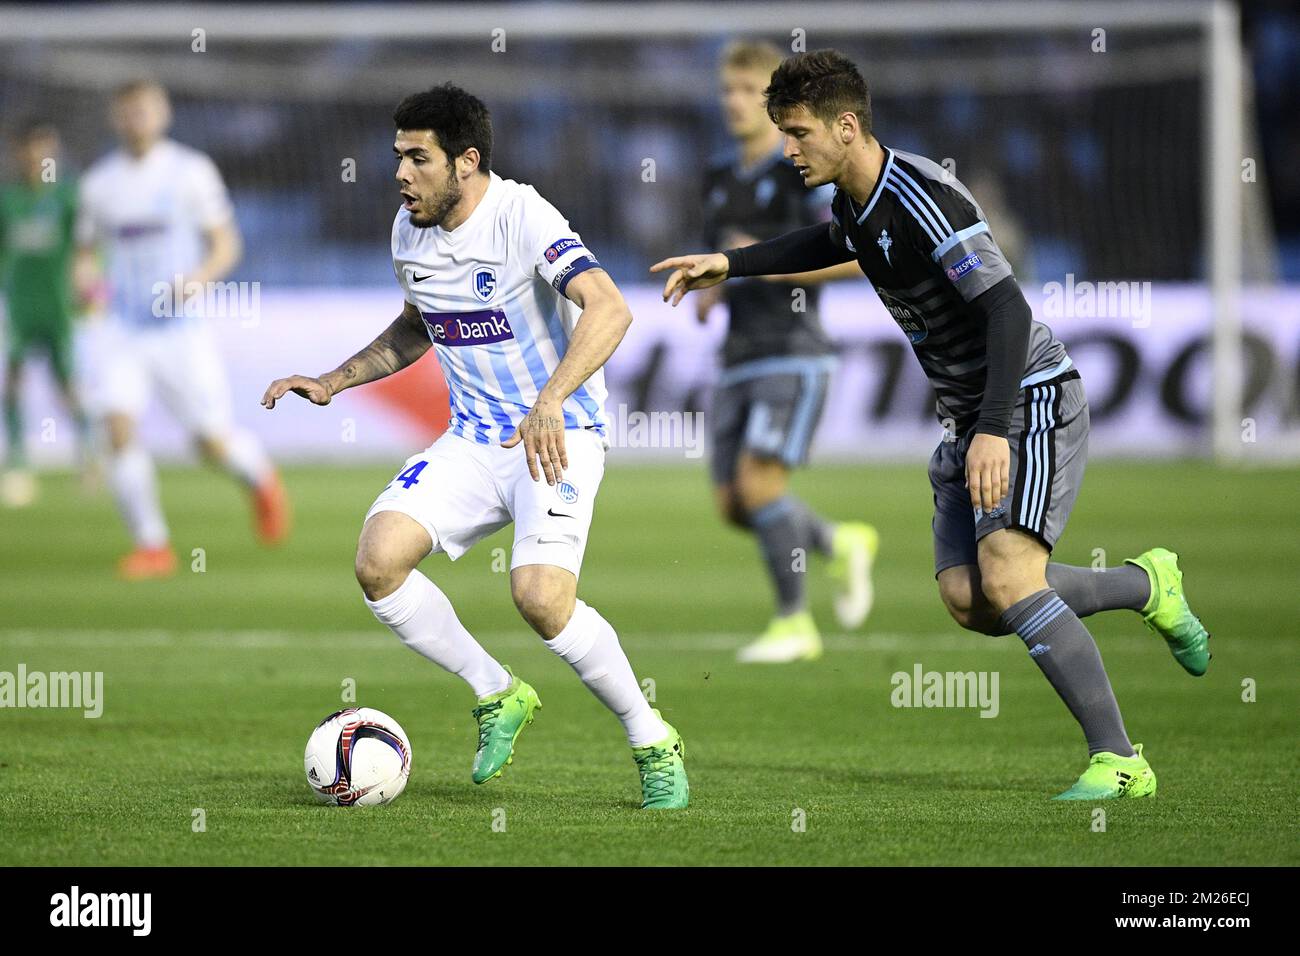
[80,318,234,438]
[365,428,607,578]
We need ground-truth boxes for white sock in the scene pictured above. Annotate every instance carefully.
[546,600,667,747]
[220,427,273,488]
[366,570,509,699]
[108,445,168,548]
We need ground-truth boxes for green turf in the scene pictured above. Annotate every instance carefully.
[0,460,1296,865]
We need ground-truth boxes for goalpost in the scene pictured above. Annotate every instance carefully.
[0,1,1256,460]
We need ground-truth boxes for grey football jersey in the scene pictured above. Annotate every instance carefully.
[830,147,1069,431]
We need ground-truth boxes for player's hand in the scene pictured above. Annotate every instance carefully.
[502,399,568,485]
[261,375,333,410]
[965,432,1010,513]
[650,253,730,306]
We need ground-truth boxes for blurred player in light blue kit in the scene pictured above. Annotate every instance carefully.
[76,80,288,578]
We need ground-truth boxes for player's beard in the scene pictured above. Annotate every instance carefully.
[410,165,462,229]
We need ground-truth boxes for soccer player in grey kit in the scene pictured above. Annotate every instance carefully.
[696,42,878,664]
[654,50,1211,799]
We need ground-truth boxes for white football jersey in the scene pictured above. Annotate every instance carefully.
[392,171,607,445]
[77,139,234,328]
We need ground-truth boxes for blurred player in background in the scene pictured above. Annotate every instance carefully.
[697,42,877,663]
[76,80,288,578]
[263,84,688,810]
[0,120,89,507]
[655,50,1212,799]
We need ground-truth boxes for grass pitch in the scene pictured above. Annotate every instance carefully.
[0,460,1295,865]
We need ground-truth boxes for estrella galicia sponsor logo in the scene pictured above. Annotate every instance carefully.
[472,265,497,302]
[556,479,579,504]
[946,251,983,281]
[422,309,514,346]
[878,290,928,344]
[543,237,583,263]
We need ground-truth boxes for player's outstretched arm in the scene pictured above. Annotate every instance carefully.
[759,259,864,286]
[261,301,430,410]
[651,222,853,306]
[502,268,632,485]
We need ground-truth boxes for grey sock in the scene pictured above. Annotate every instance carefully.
[1046,563,1151,617]
[786,497,835,556]
[751,496,817,616]
[1000,588,1135,757]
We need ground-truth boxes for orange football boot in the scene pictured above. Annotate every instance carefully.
[252,471,291,545]
[117,545,178,580]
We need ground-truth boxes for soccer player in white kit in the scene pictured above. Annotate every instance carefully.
[76,80,289,579]
[262,84,688,809]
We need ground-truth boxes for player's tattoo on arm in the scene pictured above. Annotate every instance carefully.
[322,302,430,396]
[523,407,565,432]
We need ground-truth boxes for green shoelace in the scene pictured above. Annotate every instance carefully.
[471,700,503,751]
[636,748,676,799]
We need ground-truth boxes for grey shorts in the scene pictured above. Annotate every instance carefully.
[931,370,1089,575]
[710,358,835,485]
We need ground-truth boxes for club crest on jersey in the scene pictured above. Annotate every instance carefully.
[472,266,497,302]
[877,229,893,266]
[556,480,579,504]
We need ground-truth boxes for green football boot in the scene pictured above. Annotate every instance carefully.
[632,712,689,810]
[470,666,541,784]
[1052,743,1157,800]
[736,610,822,663]
[827,522,879,629]
[1125,548,1211,676]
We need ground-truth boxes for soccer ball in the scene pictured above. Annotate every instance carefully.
[304,707,412,806]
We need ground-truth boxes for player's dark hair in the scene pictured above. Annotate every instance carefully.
[765,49,871,133]
[393,83,493,172]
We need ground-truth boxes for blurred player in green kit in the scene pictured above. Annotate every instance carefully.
[0,120,89,506]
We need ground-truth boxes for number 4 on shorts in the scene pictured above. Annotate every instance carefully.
[391,460,427,490]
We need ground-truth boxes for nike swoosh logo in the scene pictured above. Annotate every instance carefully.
[412,272,435,282]
[547,508,573,518]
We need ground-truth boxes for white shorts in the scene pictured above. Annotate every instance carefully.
[81,318,233,438]
[365,428,608,578]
